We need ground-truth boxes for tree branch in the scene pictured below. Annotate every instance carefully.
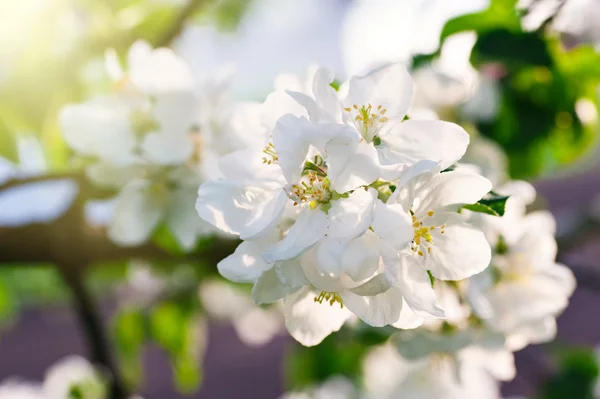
[59,266,128,399]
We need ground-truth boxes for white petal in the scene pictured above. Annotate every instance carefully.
[314,238,347,276]
[327,187,377,239]
[341,287,404,327]
[262,209,329,262]
[262,90,308,130]
[166,187,209,250]
[379,119,470,169]
[391,254,445,318]
[343,63,413,122]
[60,98,136,166]
[426,216,491,281]
[312,67,342,122]
[415,170,492,215]
[284,286,351,347]
[325,138,381,193]
[196,181,286,239]
[341,231,382,282]
[218,236,277,284]
[392,299,425,329]
[286,90,321,122]
[108,180,164,246]
[272,114,312,183]
[142,132,193,165]
[252,267,301,305]
[371,201,413,251]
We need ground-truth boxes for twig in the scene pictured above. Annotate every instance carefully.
[59,267,128,399]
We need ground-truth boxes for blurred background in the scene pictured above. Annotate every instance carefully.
[1,0,600,397]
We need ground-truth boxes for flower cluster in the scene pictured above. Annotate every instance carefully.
[60,41,237,250]
[196,63,496,346]
[351,144,575,398]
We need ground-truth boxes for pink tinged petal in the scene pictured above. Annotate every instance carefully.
[378,119,470,170]
[272,114,312,183]
[284,286,351,347]
[340,287,404,327]
[262,209,329,262]
[196,181,286,239]
[371,201,413,251]
[252,267,302,305]
[218,234,277,284]
[426,217,492,281]
[326,139,381,193]
[391,254,445,318]
[327,188,377,239]
[108,180,164,246]
[343,63,414,122]
[414,170,493,215]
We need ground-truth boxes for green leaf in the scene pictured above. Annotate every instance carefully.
[150,302,186,354]
[113,308,146,388]
[463,192,509,216]
[173,353,203,394]
[427,270,435,288]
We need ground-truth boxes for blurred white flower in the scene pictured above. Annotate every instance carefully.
[60,41,234,250]
[468,183,576,350]
[280,376,358,399]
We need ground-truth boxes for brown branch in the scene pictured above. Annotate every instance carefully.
[0,171,83,192]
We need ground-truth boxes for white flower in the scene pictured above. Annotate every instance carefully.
[375,169,493,281]
[288,63,470,186]
[60,40,231,250]
[280,376,358,399]
[468,183,576,349]
[43,356,106,399]
[0,381,44,399]
[363,341,507,399]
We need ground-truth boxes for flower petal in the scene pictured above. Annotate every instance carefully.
[414,170,492,215]
[426,215,491,281]
[340,287,404,327]
[371,201,413,251]
[378,119,469,169]
[262,209,329,262]
[196,181,286,239]
[327,187,378,239]
[343,63,413,122]
[218,235,276,284]
[284,286,351,347]
[390,254,445,318]
[252,267,301,305]
[108,180,163,246]
[325,138,381,193]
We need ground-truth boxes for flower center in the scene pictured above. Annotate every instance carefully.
[314,291,344,308]
[285,171,332,209]
[262,142,279,165]
[411,211,446,257]
[344,103,388,142]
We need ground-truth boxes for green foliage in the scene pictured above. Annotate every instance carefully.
[463,191,509,216]
[113,308,146,388]
[537,348,600,399]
